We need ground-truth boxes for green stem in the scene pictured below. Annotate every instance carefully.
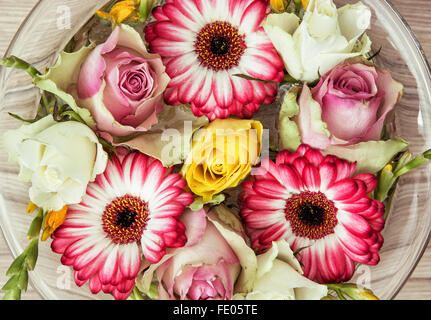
[7,112,36,124]
[2,239,39,300]
[0,56,41,79]
[61,110,85,124]
[139,0,156,21]
[383,184,397,221]
[132,287,145,300]
[393,155,428,179]
[334,289,347,300]
[293,0,302,15]
[41,91,51,114]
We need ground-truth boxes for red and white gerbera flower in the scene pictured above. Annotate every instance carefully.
[144,0,285,120]
[51,152,194,300]
[239,145,385,284]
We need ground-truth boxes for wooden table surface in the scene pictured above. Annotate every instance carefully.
[0,0,431,300]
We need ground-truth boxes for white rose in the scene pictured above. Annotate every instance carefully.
[263,0,372,82]
[3,115,108,212]
[233,241,327,300]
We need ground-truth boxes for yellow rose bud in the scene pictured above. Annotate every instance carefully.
[41,206,68,242]
[26,201,38,214]
[182,118,263,202]
[383,164,393,172]
[96,0,140,25]
[270,0,289,12]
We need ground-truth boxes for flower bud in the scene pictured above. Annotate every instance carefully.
[271,0,289,12]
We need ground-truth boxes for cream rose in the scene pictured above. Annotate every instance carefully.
[2,115,108,211]
[263,0,372,82]
[233,240,328,300]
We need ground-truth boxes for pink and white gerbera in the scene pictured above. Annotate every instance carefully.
[51,152,194,300]
[239,145,385,284]
[144,0,285,120]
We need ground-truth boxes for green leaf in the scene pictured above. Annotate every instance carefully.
[34,45,97,130]
[24,239,39,271]
[293,246,310,257]
[321,294,338,300]
[60,110,86,124]
[375,165,395,202]
[17,268,28,292]
[324,138,409,174]
[293,0,302,15]
[278,87,302,152]
[326,283,379,300]
[367,46,382,61]
[0,56,42,79]
[1,274,20,291]
[283,74,301,84]
[423,149,431,160]
[393,150,413,173]
[393,155,429,178]
[8,112,37,124]
[64,37,77,54]
[3,239,38,300]
[189,194,226,211]
[139,0,156,21]
[146,283,159,300]
[2,288,21,300]
[129,286,145,300]
[6,253,26,276]
[26,209,44,240]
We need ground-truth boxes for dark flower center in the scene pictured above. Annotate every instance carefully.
[116,209,137,229]
[102,195,149,244]
[210,36,231,55]
[285,192,338,240]
[298,203,326,226]
[195,21,246,71]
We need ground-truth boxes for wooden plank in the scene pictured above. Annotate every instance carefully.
[0,0,430,300]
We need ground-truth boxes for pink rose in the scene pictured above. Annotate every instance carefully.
[140,206,255,300]
[77,24,170,137]
[279,58,407,173]
[309,58,403,146]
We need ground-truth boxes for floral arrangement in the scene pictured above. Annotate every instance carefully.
[1,0,430,301]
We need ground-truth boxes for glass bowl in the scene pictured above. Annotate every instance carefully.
[1,0,431,300]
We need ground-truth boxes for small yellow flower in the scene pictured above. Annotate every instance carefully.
[26,201,38,214]
[41,206,68,242]
[302,0,310,10]
[383,163,393,172]
[96,0,141,25]
[357,290,379,300]
[181,118,263,202]
[270,0,289,13]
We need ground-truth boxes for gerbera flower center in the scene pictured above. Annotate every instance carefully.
[195,21,246,71]
[285,192,338,240]
[210,36,231,55]
[102,195,149,244]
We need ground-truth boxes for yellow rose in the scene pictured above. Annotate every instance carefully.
[182,118,263,202]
